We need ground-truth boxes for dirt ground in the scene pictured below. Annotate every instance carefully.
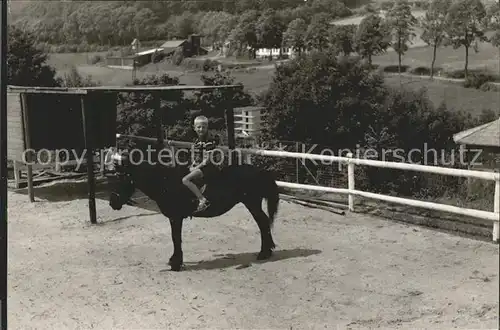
[8,186,499,329]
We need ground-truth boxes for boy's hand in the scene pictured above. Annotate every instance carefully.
[190,161,206,171]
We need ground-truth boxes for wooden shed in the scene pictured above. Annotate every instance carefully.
[6,84,243,225]
[453,118,500,171]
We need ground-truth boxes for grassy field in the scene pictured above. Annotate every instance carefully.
[181,66,500,116]
[46,52,109,71]
[383,75,500,115]
[373,40,500,73]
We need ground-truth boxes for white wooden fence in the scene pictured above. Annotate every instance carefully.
[240,148,500,242]
[115,134,500,242]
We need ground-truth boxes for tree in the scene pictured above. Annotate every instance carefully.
[193,72,253,131]
[259,50,485,196]
[255,10,286,60]
[169,11,196,39]
[283,18,308,56]
[7,26,60,87]
[10,0,356,50]
[117,74,182,140]
[199,12,237,50]
[385,0,417,74]
[445,0,488,80]
[228,10,260,58]
[487,2,500,50]
[354,14,391,66]
[305,13,331,51]
[328,24,356,56]
[309,0,352,18]
[261,51,387,149]
[235,0,260,13]
[419,0,452,78]
[132,8,159,41]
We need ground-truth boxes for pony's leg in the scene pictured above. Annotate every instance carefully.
[168,217,184,271]
[244,198,275,260]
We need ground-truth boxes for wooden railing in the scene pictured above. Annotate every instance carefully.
[116,134,500,242]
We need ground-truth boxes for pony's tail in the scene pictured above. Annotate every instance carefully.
[262,169,280,228]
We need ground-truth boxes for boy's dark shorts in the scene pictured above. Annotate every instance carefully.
[199,163,220,181]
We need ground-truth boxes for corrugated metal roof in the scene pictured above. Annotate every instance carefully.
[135,48,163,56]
[234,106,266,112]
[160,40,187,49]
[453,118,500,147]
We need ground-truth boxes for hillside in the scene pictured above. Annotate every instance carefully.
[9,0,356,47]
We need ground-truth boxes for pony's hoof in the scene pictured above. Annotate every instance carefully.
[168,257,183,266]
[257,250,272,260]
[171,264,182,271]
[170,261,184,271]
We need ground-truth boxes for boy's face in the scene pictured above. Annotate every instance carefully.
[194,120,208,137]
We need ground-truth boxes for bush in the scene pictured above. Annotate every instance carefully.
[463,72,497,89]
[410,66,442,76]
[380,1,395,10]
[479,82,500,92]
[444,69,466,79]
[382,65,410,73]
[360,4,377,14]
[115,70,253,148]
[412,0,430,10]
[202,59,220,72]
[445,69,500,81]
[171,48,184,66]
[7,25,60,87]
[117,73,183,141]
[181,58,218,71]
[60,65,99,87]
[89,55,102,64]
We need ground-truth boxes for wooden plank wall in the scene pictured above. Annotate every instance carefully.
[7,92,25,162]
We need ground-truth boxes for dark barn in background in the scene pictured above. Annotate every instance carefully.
[160,34,208,57]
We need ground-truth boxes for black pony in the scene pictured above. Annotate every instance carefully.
[104,147,280,271]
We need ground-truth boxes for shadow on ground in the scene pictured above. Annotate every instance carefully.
[10,178,112,202]
[10,178,162,213]
[95,212,161,226]
[178,248,322,271]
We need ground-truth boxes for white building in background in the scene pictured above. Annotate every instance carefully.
[234,106,265,139]
[254,47,294,59]
[221,40,297,59]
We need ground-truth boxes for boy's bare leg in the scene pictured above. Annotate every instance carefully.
[182,169,209,210]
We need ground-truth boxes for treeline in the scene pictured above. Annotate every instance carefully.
[286,0,500,81]
[12,0,500,80]
[10,0,431,54]
[11,0,354,47]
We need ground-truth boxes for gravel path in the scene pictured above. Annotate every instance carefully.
[8,190,499,329]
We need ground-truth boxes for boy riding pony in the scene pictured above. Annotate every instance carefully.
[182,115,222,213]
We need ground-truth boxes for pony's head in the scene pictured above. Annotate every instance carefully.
[104,147,136,210]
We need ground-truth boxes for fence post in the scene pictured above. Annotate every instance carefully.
[347,152,355,212]
[245,151,252,164]
[494,179,499,242]
[55,151,61,172]
[99,149,105,176]
[296,142,299,183]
